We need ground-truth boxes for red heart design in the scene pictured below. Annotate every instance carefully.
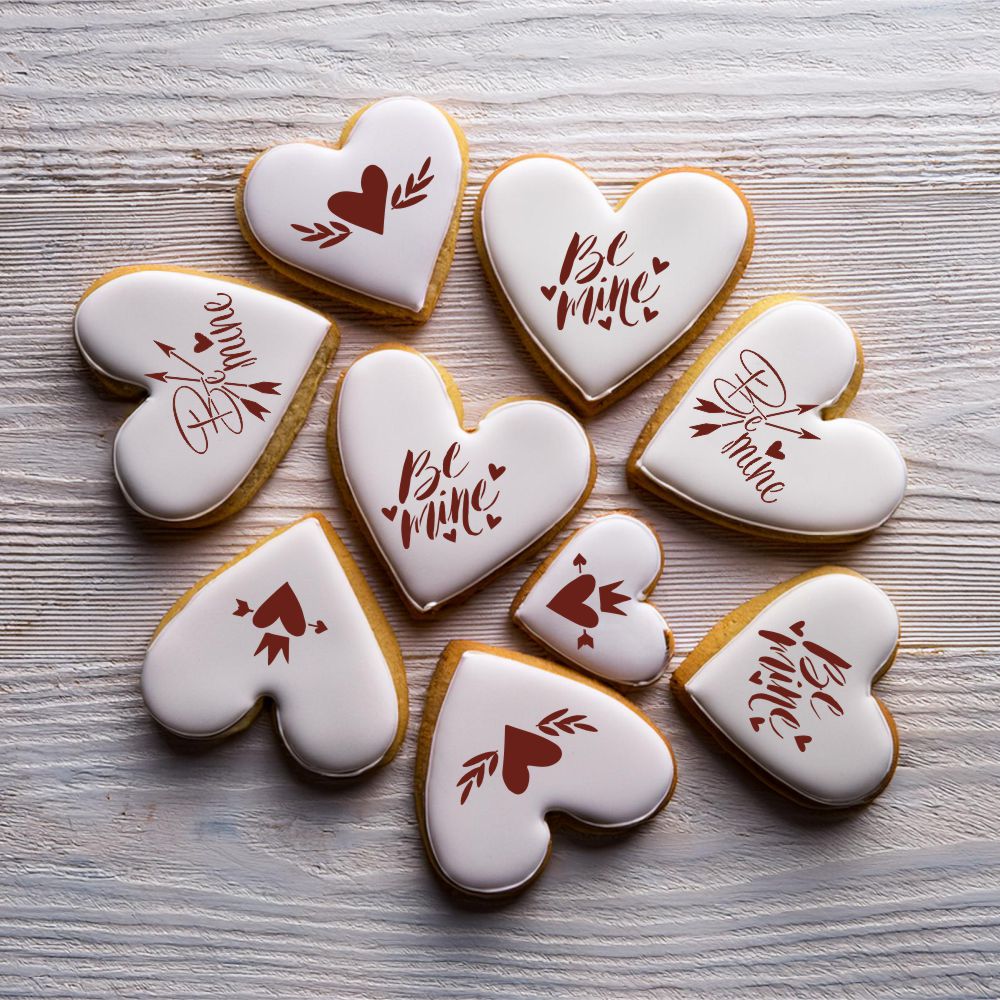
[598,316,613,331]
[488,463,506,481]
[486,513,502,530]
[750,716,765,732]
[749,671,763,685]
[313,620,328,635]
[443,529,457,542]
[327,164,389,235]
[795,734,812,752]
[540,285,556,301]
[547,574,599,628]
[381,505,398,522]
[651,256,669,274]
[643,307,659,322]
[501,725,562,794]
[766,441,786,460]
[252,582,306,637]
[193,332,213,353]
[790,620,806,637]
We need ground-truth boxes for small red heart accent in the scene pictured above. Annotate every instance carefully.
[651,257,669,274]
[598,316,613,331]
[749,671,763,685]
[313,620,327,635]
[643,307,659,322]
[381,505,398,522]
[795,734,812,752]
[766,441,786,460]
[750,717,765,732]
[193,332,213,353]
[488,463,506,481]
[443,529,457,542]
[540,285,556,301]
[790,620,806,637]
[486,514,502,530]
[327,163,388,235]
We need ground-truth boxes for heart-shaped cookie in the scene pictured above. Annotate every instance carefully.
[74,267,336,525]
[142,514,407,777]
[238,96,467,321]
[513,513,673,687]
[629,296,907,539]
[330,346,595,614]
[416,642,676,897]
[476,156,753,413]
[672,568,899,808]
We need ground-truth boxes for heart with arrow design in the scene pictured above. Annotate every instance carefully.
[513,513,672,687]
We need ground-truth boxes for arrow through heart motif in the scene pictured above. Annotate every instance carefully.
[545,551,631,649]
[232,581,327,664]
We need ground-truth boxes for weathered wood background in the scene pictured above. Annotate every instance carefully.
[2,2,998,996]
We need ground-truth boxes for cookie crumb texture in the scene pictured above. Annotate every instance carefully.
[74,266,336,525]
[142,514,407,778]
[417,642,676,897]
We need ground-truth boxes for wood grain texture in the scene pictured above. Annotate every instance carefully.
[2,1,998,996]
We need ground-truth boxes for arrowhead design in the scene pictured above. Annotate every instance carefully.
[598,581,630,616]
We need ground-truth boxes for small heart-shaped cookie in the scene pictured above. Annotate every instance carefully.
[629,296,907,540]
[329,346,595,614]
[74,267,336,525]
[416,642,676,897]
[476,156,753,413]
[513,513,673,687]
[238,96,467,321]
[672,568,899,808]
[142,514,407,777]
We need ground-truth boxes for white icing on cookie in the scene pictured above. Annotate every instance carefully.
[74,268,331,523]
[242,96,464,313]
[422,645,675,896]
[681,570,899,807]
[633,299,907,537]
[479,156,751,406]
[334,348,593,613]
[514,514,671,687]
[142,515,402,777]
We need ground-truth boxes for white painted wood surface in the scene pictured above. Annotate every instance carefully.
[2,2,998,996]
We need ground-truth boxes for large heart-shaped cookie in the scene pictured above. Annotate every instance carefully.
[330,347,595,614]
[142,514,407,777]
[416,642,676,897]
[629,296,907,539]
[239,96,467,321]
[672,568,899,808]
[476,156,753,413]
[512,513,672,687]
[74,267,336,525]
